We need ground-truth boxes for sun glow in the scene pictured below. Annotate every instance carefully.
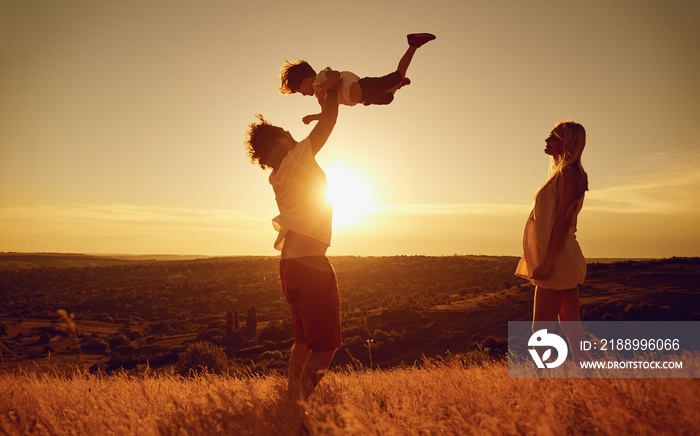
[326,165,374,227]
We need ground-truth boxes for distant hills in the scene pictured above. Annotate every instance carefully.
[0,252,213,270]
[0,252,663,271]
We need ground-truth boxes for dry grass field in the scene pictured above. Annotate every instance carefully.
[2,254,699,434]
[2,359,699,435]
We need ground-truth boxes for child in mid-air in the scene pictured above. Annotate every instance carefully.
[280,33,436,124]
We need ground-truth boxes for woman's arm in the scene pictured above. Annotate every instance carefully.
[532,168,580,280]
[308,76,341,155]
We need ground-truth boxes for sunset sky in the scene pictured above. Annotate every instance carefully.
[1,0,699,258]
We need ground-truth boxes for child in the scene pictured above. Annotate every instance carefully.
[280,33,435,124]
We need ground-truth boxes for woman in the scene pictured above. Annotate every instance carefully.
[244,79,341,402]
[515,121,588,363]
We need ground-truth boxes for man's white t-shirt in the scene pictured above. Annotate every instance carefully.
[269,137,333,251]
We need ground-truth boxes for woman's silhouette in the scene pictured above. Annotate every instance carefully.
[516,121,589,363]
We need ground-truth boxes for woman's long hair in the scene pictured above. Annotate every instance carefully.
[536,121,588,202]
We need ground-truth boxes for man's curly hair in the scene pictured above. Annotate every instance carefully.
[245,114,287,170]
[279,60,316,94]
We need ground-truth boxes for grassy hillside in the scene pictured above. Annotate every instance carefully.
[2,255,699,434]
[1,360,698,435]
[1,256,699,375]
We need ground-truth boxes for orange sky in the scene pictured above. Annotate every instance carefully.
[1,1,699,258]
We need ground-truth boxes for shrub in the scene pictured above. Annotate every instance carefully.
[479,335,508,358]
[343,325,370,339]
[206,319,225,330]
[176,341,229,375]
[259,350,283,360]
[196,327,224,343]
[108,334,131,350]
[83,338,110,354]
[149,321,172,335]
[121,323,149,340]
[343,335,367,355]
[623,301,674,320]
[221,329,246,349]
[107,353,125,371]
[257,320,293,343]
[150,349,180,367]
[88,362,107,374]
[373,329,395,344]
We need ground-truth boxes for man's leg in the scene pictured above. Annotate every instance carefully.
[288,341,310,398]
[288,256,340,402]
[298,349,337,402]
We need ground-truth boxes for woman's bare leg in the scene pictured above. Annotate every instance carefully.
[558,287,589,363]
[532,286,563,334]
[533,286,588,364]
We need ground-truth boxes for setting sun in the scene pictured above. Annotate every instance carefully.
[325,165,374,227]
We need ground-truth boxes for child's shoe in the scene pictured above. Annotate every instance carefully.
[407,33,436,47]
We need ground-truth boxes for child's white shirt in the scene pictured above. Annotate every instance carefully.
[313,67,360,106]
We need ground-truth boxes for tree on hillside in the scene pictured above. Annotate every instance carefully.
[225,310,233,336]
[246,306,257,339]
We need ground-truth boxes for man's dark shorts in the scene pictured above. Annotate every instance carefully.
[280,256,341,352]
[357,70,402,106]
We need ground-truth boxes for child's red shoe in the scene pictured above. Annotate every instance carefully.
[407,33,436,47]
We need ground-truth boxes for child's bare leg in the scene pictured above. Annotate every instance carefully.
[397,46,418,78]
[398,33,436,77]
[558,288,590,363]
